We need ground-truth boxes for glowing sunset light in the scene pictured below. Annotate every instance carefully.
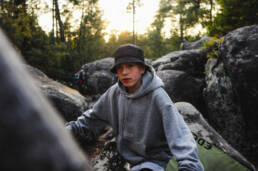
[98,0,159,35]
[38,0,160,37]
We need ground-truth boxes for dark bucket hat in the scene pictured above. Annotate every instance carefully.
[110,44,150,73]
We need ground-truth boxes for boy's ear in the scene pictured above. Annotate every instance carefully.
[140,65,146,74]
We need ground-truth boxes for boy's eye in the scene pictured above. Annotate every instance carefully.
[116,65,122,71]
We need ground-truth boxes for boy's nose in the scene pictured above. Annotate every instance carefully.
[122,67,129,74]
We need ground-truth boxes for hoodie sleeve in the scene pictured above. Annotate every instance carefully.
[156,89,204,171]
[66,87,114,139]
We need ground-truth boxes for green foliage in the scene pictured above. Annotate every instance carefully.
[203,37,222,59]
[104,30,134,57]
[160,0,213,41]
[208,0,258,36]
[0,0,107,84]
[68,0,106,64]
[0,1,72,82]
[147,7,167,58]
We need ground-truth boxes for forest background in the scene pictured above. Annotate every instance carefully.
[0,0,258,85]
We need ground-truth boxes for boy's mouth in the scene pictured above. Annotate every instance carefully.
[122,78,131,83]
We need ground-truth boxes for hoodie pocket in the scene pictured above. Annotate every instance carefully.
[124,138,146,157]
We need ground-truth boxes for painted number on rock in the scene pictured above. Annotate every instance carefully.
[192,132,213,150]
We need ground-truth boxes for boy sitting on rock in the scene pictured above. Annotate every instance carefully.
[66,44,204,171]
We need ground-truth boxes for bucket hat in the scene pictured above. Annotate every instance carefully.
[111,44,150,73]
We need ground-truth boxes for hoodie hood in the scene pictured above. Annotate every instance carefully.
[118,67,164,98]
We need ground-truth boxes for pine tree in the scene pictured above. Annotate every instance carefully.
[208,0,258,36]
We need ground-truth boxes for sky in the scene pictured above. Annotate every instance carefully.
[38,0,161,37]
[98,0,160,34]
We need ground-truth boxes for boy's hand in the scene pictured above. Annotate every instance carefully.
[66,123,95,144]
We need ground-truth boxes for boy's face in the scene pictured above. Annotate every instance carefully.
[116,62,145,94]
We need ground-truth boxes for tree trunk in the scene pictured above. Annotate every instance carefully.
[132,0,136,44]
[53,0,65,43]
[0,0,3,9]
[179,14,184,42]
[209,0,213,24]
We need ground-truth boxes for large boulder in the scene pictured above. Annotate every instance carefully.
[202,25,258,168]
[0,28,92,171]
[76,58,116,95]
[152,49,208,78]
[203,25,258,167]
[180,36,211,50]
[151,43,211,119]
[174,102,255,171]
[203,57,246,150]
[26,65,88,122]
[220,25,258,135]
[157,70,207,117]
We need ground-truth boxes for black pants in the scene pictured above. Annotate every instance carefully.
[139,169,153,171]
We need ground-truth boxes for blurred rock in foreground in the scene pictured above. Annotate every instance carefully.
[0,28,92,171]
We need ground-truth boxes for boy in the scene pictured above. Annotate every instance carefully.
[66,44,204,171]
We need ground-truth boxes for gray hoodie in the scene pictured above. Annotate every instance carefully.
[68,70,204,171]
